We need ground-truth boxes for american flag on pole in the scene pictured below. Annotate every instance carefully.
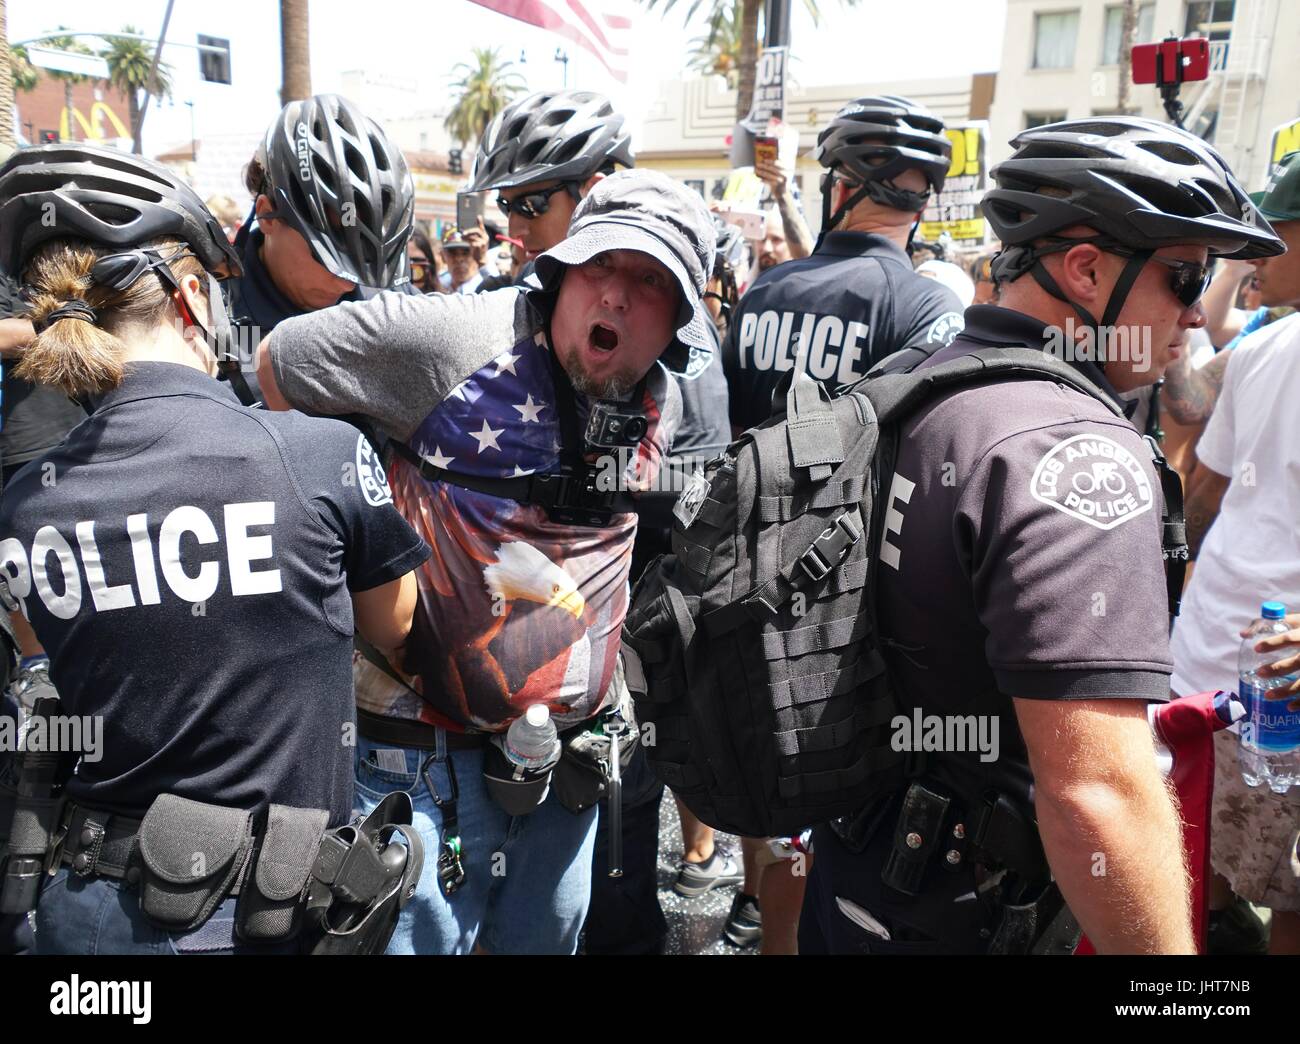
[466,0,633,83]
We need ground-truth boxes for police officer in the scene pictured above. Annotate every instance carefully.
[799,117,1285,955]
[721,95,966,432]
[0,144,430,954]
[224,94,419,400]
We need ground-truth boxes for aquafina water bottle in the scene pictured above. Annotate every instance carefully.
[1237,601,1300,794]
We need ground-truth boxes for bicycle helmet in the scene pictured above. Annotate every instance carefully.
[468,89,633,193]
[986,116,1283,333]
[257,94,415,287]
[0,143,240,279]
[813,95,952,230]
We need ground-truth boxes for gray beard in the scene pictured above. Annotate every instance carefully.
[565,363,637,399]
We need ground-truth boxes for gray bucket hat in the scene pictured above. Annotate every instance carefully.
[531,169,716,373]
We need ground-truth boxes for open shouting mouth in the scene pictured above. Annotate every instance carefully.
[589,322,621,353]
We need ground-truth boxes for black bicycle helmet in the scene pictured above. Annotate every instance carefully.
[986,116,1284,342]
[0,143,241,279]
[468,89,634,193]
[257,94,415,287]
[986,116,1283,262]
[813,95,951,230]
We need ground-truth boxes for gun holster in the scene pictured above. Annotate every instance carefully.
[0,695,71,915]
[302,790,424,955]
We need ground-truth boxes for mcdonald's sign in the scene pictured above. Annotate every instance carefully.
[58,101,131,143]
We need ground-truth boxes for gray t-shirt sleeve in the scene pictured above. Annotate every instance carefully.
[956,416,1173,701]
[268,287,530,441]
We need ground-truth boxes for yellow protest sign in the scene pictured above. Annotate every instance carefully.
[920,121,988,245]
[1270,118,1300,170]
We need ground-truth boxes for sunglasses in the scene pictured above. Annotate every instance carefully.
[410,261,431,281]
[496,182,575,219]
[1146,255,1212,308]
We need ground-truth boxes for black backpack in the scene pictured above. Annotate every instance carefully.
[622,346,1186,838]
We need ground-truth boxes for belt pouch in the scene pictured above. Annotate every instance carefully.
[134,794,253,932]
[236,804,329,942]
[880,782,949,896]
[553,721,640,814]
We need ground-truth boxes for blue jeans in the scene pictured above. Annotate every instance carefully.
[34,870,299,955]
[354,734,598,955]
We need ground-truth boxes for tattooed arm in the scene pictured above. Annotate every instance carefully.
[1183,464,1229,559]
[1161,347,1230,425]
[754,155,814,260]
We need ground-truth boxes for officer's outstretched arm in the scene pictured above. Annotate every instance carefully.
[352,572,419,653]
[1013,695,1195,955]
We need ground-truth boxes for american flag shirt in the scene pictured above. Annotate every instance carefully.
[376,329,678,732]
[267,287,683,732]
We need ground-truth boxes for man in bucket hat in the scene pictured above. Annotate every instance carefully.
[254,169,713,954]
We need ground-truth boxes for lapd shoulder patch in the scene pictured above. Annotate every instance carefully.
[926,312,964,345]
[356,434,393,507]
[1029,433,1153,530]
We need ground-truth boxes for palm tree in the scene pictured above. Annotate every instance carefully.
[688,0,745,87]
[1116,0,1137,114]
[444,47,526,149]
[0,1,15,148]
[280,0,311,105]
[103,27,172,151]
[10,45,39,94]
[641,0,860,121]
[46,29,95,141]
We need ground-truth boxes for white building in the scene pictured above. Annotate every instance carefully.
[638,73,992,232]
[988,0,1300,191]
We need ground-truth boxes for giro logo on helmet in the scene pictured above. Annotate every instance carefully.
[295,121,312,182]
[1029,434,1154,531]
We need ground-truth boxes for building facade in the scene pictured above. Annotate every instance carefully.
[637,73,994,233]
[988,0,1300,191]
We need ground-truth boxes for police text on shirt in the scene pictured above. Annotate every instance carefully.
[0,502,281,619]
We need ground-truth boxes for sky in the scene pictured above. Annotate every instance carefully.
[8,0,1008,154]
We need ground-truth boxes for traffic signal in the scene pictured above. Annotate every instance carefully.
[449,148,463,176]
[39,130,59,144]
[198,35,232,84]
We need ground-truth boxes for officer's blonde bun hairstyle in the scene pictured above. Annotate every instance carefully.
[19,237,206,397]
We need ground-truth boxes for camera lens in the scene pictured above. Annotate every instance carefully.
[624,417,648,442]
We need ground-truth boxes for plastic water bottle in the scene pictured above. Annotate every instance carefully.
[1237,601,1300,794]
[502,704,561,773]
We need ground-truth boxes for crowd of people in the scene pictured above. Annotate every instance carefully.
[0,80,1297,957]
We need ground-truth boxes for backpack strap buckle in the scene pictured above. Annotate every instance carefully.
[797,511,863,583]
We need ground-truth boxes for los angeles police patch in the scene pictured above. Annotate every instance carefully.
[1029,433,1153,531]
[356,434,393,507]
[926,312,965,346]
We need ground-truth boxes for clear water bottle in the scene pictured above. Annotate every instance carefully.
[1237,601,1300,794]
[501,704,561,772]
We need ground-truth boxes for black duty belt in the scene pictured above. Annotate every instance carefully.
[54,803,247,896]
[357,708,487,752]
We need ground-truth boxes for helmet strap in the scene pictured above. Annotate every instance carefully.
[817,169,931,250]
[1028,247,1152,369]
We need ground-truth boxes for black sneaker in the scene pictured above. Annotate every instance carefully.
[672,848,744,898]
[723,892,762,948]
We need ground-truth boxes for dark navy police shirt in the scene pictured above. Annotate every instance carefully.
[0,363,429,824]
[721,231,965,431]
